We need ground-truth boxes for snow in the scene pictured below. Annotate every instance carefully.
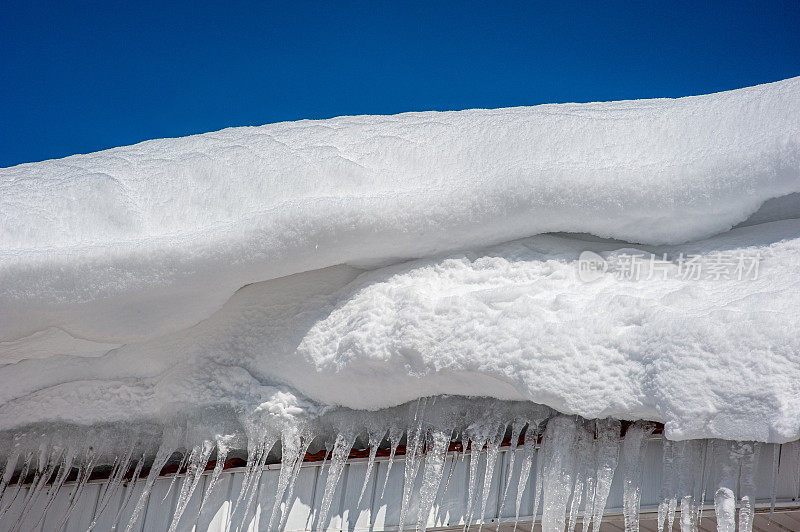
[2,76,799,347]
[2,219,798,442]
[0,77,799,529]
[1,77,800,439]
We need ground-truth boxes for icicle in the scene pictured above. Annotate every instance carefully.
[267,429,310,530]
[463,436,486,530]
[540,415,579,532]
[513,423,538,529]
[89,447,134,531]
[522,422,541,529]
[0,451,19,503]
[714,486,736,532]
[196,438,230,522]
[267,427,306,532]
[589,418,620,532]
[794,441,800,504]
[581,460,597,532]
[316,431,355,531]
[737,442,760,532]
[657,439,676,532]
[697,438,712,529]
[14,443,48,524]
[14,445,62,531]
[380,425,403,498]
[277,433,313,532]
[673,440,705,532]
[399,399,428,532]
[356,428,385,507]
[573,423,600,532]
[435,435,460,525]
[173,444,202,519]
[416,427,450,532]
[769,443,780,519]
[567,423,593,532]
[232,436,264,517]
[162,451,189,503]
[0,451,32,519]
[14,445,52,525]
[125,442,173,532]
[678,496,694,532]
[234,432,278,529]
[112,453,146,529]
[620,421,655,532]
[497,420,524,521]
[34,445,77,529]
[168,440,214,532]
[477,424,505,531]
[712,440,738,532]
[60,445,99,529]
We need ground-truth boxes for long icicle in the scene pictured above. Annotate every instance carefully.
[464,436,486,531]
[0,452,20,504]
[514,421,540,532]
[477,424,505,532]
[590,419,620,532]
[125,442,174,532]
[497,420,524,523]
[356,428,386,507]
[658,438,676,532]
[195,438,230,524]
[769,443,781,519]
[539,416,579,532]
[713,440,737,532]
[416,427,450,532]
[435,432,461,526]
[316,431,355,531]
[268,427,306,532]
[236,433,278,531]
[380,425,404,499]
[737,442,761,532]
[162,451,189,503]
[168,440,214,532]
[0,451,33,519]
[34,446,77,529]
[112,453,146,529]
[60,445,99,529]
[567,422,592,532]
[89,446,134,531]
[277,433,313,532]
[399,398,428,532]
[14,445,63,531]
[620,421,655,532]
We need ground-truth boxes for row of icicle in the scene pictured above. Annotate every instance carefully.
[0,398,796,531]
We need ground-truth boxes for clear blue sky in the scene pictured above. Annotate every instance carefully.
[2,1,799,167]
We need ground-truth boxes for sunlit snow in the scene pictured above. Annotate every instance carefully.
[1,77,799,530]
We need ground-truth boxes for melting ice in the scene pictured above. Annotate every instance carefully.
[0,397,795,531]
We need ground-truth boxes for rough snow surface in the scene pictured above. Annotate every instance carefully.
[1,77,799,444]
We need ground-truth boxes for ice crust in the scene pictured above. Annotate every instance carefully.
[1,77,800,448]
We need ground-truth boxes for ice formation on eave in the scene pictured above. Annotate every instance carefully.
[0,77,799,530]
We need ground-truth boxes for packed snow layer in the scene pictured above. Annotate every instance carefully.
[1,219,799,442]
[2,77,799,345]
[1,77,799,444]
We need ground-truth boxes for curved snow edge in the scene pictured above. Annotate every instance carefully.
[1,77,799,345]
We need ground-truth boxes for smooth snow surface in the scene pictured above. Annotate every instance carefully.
[1,77,800,449]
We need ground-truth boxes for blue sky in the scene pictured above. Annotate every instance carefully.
[2,1,799,167]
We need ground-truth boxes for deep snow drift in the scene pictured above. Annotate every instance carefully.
[2,76,799,441]
[0,77,799,530]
